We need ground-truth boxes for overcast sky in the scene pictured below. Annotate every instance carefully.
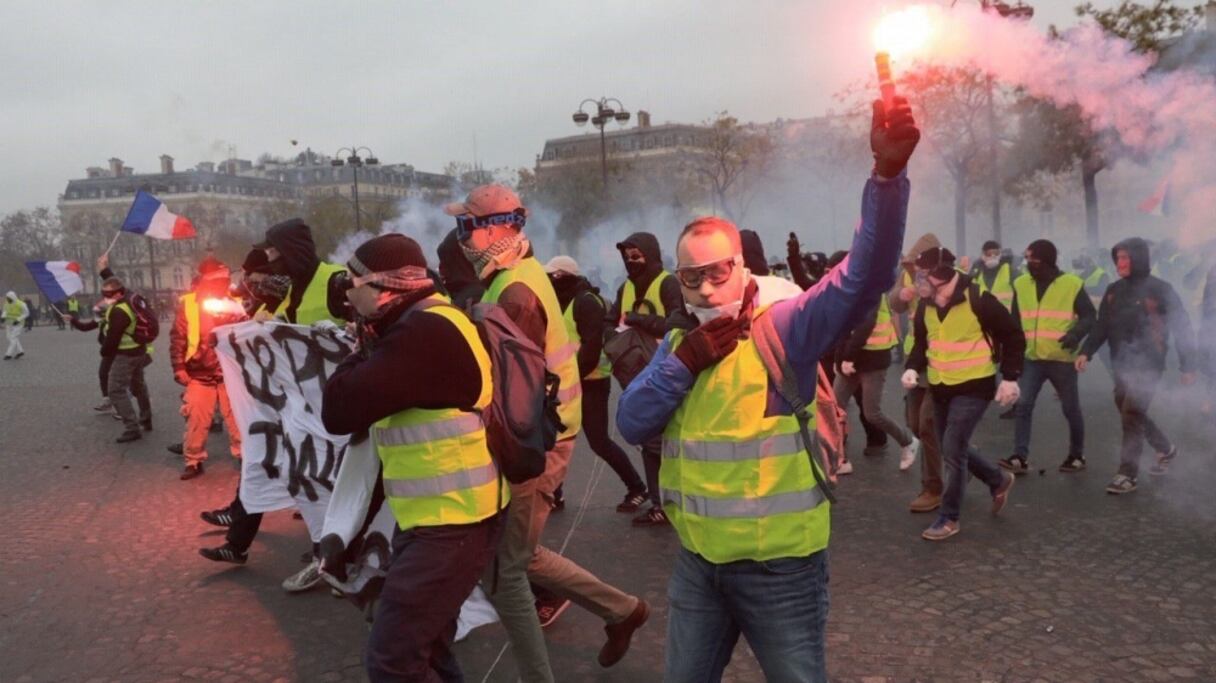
[0,0,1115,214]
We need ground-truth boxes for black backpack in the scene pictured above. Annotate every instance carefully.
[412,300,560,484]
[603,299,661,389]
[125,292,159,345]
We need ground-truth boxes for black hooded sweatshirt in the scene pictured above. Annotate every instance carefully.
[1080,238,1197,375]
[264,219,349,324]
[437,227,485,310]
[608,231,683,338]
[740,229,770,276]
[552,274,610,380]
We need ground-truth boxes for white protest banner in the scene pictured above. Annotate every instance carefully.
[214,321,352,539]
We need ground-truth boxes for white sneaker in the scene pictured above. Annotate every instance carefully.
[837,460,854,475]
[900,437,920,471]
[282,557,323,593]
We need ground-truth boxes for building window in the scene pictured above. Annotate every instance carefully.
[173,266,184,289]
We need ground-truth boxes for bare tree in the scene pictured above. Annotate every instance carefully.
[686,112,776,222]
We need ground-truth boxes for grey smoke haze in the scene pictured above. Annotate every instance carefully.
[0,0,1114,215]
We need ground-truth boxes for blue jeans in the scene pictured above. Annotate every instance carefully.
[666,547,829,682]
[932,393,1005,523]
[1013,360,1084,459]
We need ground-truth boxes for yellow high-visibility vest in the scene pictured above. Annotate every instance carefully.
[483,256,582,438]
[274,262,346,325]
[105,301,140,351]
[863,294,898,351]
[660,306,830,564]
[373,294,507,531]
[563,293,612,381]
[1014,273,1083,362]
[619,271,671,327]
[977,262,1014,310]
[924,289,996,386]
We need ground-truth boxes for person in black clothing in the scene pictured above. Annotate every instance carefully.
[321,233,506,682]
[545,256,648,512]
[63,298,119,413]
[253,218,351,323]
[1077,237,1197,495]
[437,227,485,310]
[784,232,828,291]
[607,231,684,526]
[904,247,1024,541]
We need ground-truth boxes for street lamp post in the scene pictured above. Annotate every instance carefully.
[572,98,631,190]
[331,147,380,232]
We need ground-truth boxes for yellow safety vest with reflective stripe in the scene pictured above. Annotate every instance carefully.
[373,295,507,531]
[1083,267,1106,307]
[901,270,918,355]
[660,309,830,564]
[3,300,23,323]
[977,263,1014,310]
[483,256,582,438]
[181,292,202,361]
[563,293,612,381]
[924,289,996,386]
[274,262,346,325]
[105,301,140,351]
[1014,273,1082,363]
[619,271,671,326]
[863,294,898,351]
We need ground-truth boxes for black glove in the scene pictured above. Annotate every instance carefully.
[674,315,745,374]
[787,232,801,260]
[871,96,920,179]
[318,533,348,583]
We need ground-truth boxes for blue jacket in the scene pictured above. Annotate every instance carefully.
[617,171,911,444]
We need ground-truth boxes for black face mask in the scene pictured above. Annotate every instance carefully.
[549,275,579,298]
[624,260,646,278]
[266,258,289,276]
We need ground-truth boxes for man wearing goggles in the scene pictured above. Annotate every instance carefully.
[617,96,920,682]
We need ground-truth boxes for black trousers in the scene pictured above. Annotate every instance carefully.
[99,355,114,398]
[581,378,645,493]
[225,484,263,552]
[367,512,505,682]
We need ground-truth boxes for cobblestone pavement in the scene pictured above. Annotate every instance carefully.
[2,328,1215,682]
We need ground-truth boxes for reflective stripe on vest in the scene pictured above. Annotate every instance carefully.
[562,292,612,380]
[373,295,504,531]
[181,292,201,361]
[274,262,346,325]
[619,271,671,326]
[925,289,996,386]
[106,301,140,350]
[863,295,898,351]
[483,256,582,438]
[977,263,1014,309]
[1013,273,1082,362]
[660,314,830,565]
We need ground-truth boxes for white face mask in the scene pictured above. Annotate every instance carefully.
[685,299,743,326]
[983,255,1000,269]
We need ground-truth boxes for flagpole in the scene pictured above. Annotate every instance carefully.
[102,230,122,258]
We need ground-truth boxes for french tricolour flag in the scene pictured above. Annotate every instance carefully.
[121,191,196,240]
[25,261,84,302]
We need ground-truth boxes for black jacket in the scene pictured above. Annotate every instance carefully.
[1009,266,1097,353]
[321,289,483,436]
[437,227,485,310]
[608,232,683,339]
[906,274,1025,401]
[264,219,350,323]
[833,299,892,373]
[555,276,610,380]
[1080,238,1197,375]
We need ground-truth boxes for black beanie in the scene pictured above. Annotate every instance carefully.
[1026,239,1058,268]
[242,248,271,275]
[739,229,770,276]
[351,233,427,275]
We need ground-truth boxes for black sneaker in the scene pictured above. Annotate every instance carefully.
[550,495,566,512]
[1148,446,1177,476]
[140,416,153,432]
[616,490,648,513]
[631,506,669,527]
[1059,455,1086,473]
[166,442,184,455]
[998,455,1029,475]
[200,508,234,527]
[116,429,142,443]
[536,596,572,629]
[199,543,248,565]
[180,463,204,480]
